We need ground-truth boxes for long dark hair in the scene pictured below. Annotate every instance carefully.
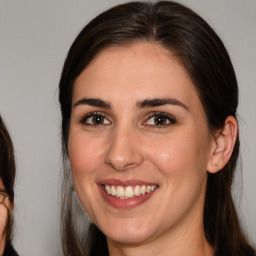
[0,115,16,243]
[59,1,255,255]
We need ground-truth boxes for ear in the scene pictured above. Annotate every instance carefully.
[207,116,238,174]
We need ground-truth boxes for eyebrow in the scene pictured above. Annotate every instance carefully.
[73,98,111,109]
[73,97,188,111]
[137,98,189,110]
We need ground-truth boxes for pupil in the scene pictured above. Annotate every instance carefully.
[155,116,166,125]
[93,115,103,124]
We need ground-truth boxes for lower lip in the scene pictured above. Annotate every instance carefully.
[98,185,157,209]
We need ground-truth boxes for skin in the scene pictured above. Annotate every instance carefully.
[68,43,236,256]
[0,179,10,254]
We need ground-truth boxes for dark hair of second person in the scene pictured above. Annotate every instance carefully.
[0,115,18,256]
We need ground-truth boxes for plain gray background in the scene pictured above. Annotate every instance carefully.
[0,0,255,255]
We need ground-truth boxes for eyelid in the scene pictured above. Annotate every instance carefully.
[79,111,112,125]
[142,112,177,127]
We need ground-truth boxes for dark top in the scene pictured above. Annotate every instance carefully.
[2,242,18,256]
[90,227,109,256]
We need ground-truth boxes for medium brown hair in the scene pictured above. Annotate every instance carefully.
[59,1,255,255]
[0,115,15,243]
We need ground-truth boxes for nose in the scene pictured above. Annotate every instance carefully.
[104,125,144,171]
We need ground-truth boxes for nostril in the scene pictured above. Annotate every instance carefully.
[106,158,143,172]
[104,131,144,171]
[122,162,140,170]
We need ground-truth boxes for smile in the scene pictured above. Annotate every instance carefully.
[104,184,158,199]
[98,180,159,209]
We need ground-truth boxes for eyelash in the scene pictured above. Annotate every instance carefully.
[79,112,111,126]
[143,112,177,128]
[79,112,176,128]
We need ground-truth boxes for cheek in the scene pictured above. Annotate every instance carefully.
[0,205,7,236]
[68,132,103,176]
[145,131,210,217]
[146,136,202,172]
[144,127,211,187]
[68,132,105,219]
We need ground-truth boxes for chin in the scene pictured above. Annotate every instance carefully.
[106,230,151,245]
[98,219,154,245]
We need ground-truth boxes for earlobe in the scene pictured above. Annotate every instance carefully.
[207,116,238,174]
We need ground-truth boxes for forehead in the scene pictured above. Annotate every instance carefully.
[73,43,199,108]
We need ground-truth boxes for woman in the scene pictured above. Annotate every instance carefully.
[0,115,18,256]
[59,1,255,255]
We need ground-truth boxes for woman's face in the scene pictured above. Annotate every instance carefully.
[68,43,216,245]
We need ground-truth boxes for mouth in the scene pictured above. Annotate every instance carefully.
[103,184,158,199]
[98,180,159,209]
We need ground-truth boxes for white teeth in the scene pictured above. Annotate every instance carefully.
[151,185,157,191]
[124,186,133,198]
[110,185,116,196]
[104,184,157,199]
[141,185,146,194]
[134,185,140,196]
[106,185,111,194]
[116,186,124,198]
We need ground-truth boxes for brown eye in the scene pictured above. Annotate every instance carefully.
[154,115,168,125]
[92,115,105,124]
[143,113,176,127]
[81,113,111,126]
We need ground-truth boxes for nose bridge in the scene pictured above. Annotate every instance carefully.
[105,122,143,171]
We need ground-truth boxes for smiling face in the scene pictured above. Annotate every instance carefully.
[68,43,216,247]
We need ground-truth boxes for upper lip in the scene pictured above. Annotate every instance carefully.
[98,179,158,186]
